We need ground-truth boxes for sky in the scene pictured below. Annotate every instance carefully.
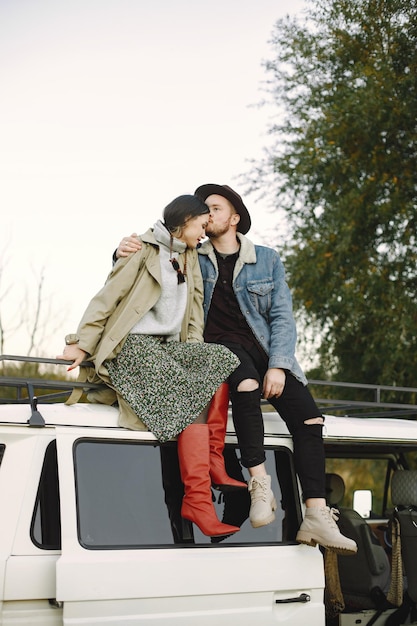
[0,0,307,358]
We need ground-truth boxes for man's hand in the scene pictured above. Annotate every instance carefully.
[263,368,286,399]
[56,345,88,371]
[116,233,142,258]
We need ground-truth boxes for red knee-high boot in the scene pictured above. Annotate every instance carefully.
[208,383,247,491]
[178,423,240,537]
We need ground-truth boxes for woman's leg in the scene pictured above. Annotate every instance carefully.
[177,422,240,537]
[206,383,247,490]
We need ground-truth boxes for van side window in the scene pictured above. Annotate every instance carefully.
[326,457,393,515]
[31,440,61,550]
[325,447,417,517]
[74,439,297,548]
[0,444,5,465]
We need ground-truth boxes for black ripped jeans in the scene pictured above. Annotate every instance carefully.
[224,342,326,501]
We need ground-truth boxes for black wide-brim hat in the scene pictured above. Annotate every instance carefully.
[194,184,251,234]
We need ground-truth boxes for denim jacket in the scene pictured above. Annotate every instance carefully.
[198,233,307,385]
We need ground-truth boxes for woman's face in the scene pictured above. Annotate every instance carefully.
[178,214,209,248]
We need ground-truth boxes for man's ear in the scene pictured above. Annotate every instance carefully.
[231,213,240,227]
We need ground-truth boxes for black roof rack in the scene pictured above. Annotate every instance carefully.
[0,355,108,427]
[309,379,417,420]
[2,355,417,425]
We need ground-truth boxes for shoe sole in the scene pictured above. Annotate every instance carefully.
[181,511,240,538]
[210,528,240,537]
[250,497,277,528]
[295,532,357,555]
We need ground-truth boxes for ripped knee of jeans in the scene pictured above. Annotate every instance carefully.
[304,416,324,426]
[236,378,259,393]
[298,418,324,441]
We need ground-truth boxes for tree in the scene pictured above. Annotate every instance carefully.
[254,0,417,388]
[0,254,71,399]
[0,253,67,358]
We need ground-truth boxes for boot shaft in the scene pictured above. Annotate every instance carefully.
[177,423,211,498]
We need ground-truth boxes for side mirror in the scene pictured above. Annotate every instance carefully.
[353,489,372,519]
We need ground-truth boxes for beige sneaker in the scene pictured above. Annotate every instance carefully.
[296,506,358,554]
[248,475,277,528]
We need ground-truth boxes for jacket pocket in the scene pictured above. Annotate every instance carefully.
[247,281,274,314]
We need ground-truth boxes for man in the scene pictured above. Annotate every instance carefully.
[116,184,357,553]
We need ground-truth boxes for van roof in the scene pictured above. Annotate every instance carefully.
[1,401,417,445]
[1,356,417,444]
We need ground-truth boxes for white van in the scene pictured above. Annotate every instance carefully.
[1,357,417,625]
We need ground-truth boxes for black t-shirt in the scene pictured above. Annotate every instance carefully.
[203,250,264,357]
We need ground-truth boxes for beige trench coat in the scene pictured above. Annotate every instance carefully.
[67,228,205,430]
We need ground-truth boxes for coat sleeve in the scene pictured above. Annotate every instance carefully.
[184,250,205,343]
[76,249,146,356]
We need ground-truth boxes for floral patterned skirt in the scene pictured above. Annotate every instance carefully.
[106,334,240,442]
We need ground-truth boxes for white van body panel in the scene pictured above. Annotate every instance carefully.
[2,392,417,625]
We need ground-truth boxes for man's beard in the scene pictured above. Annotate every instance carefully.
[206,222,229,239]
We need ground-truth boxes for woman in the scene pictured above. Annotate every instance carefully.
[58,195,245,538]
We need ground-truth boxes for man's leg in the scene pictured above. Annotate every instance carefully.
[225,343,277,528]
[270,374,357,553]
[230,380,277,528]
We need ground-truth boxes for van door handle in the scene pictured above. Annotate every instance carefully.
[275,593,311,604]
